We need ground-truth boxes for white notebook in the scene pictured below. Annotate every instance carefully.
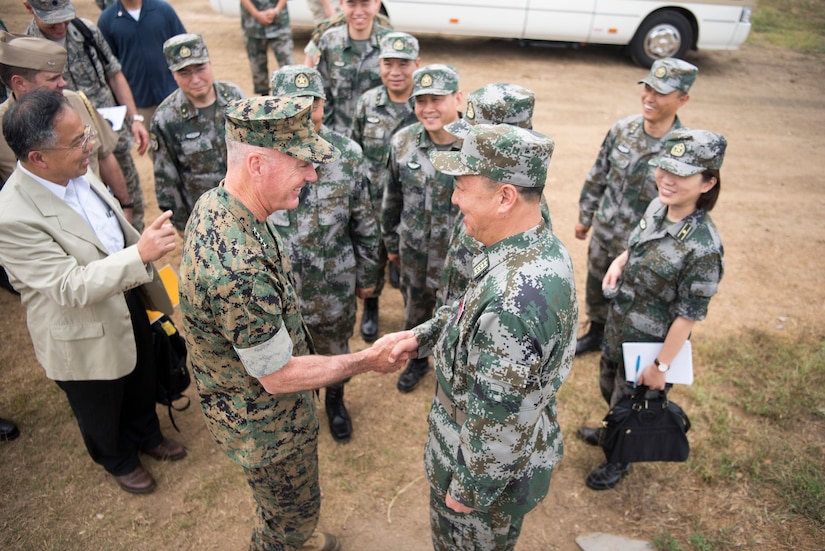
[622,341,693,385]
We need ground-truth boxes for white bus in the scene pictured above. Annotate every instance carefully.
[210,0,754,67]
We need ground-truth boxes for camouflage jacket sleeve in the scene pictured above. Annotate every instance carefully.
[150,102,189,231]
[578,123,618,227]
[382,130,406,255]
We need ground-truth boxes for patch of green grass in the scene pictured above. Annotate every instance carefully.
[651,531,684,551]
[749,0,825,53]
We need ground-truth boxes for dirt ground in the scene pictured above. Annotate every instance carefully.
[1,1,824,550]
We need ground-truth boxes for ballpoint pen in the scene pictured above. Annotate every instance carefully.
[633,355,641,389]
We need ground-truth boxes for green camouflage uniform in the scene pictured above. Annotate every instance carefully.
[240,1,294,94]
[26,17,145,230]
[383,122,460,330]
[304,11,392,66]
[180,186,320,549]
[315,22,392,136]
[150,81,245,231]
[269,127,380,356]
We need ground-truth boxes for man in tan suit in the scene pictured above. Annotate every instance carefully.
[0,90,184,494]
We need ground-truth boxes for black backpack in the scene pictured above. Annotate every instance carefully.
[151,314,191,431]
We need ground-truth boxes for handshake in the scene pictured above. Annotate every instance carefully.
[359,330,421,375]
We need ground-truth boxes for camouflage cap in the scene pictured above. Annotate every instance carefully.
[379,32,419,60]
[411,64,459,98]
[163,33,209,72]
[0,32,67,73]
[269,65,325,99]
[638,58,698,94]
[448,82,536,139]
[649,128,726,176]
[224,96,339,163]
[430,123,553,188]
[27,0,76,25]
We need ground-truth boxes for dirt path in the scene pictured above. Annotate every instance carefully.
[1,1,824,550]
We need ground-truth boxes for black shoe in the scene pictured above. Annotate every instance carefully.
[585,461,631,490]
[0,417,19,441]
[389,263,400,289]
[325,387,352,442]
[575,322,604,356]
[576,426,602,447]
[360,297,378,343]
[397,358,429,393]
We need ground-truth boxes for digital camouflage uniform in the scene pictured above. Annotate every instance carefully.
[179,96,339,550]
[26,17,145,230]
[241,0,294,94]
[416,123,577,550]
[316,21,392,137]
[150,81,245,231]
[601,129,725,406]
[304,11,392,67]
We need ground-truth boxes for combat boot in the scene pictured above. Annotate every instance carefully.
[360,297,378,342]
[575,322,604,356]
[389,263,400,288]
[299,530,340,551]
[397,357,430,393]
[325,386,352,442]
[0,417,20,441]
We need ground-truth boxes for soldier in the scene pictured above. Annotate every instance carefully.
[150,34,245,234]
[240,0,294,95]
[386,123,577,550]
[573,58,697,358]
[0,34,132,212]
[436,83,541,310]
[351,31,420,341]
[269,65,380,443]
[584,128,726,490]
[315,0,391,137]
[179,95,410,550]
[383,63,462,393]
[24,0,150,230]
[302,6,392,67]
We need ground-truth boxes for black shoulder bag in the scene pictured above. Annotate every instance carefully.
[601,385,691,463]
[71,18,112,88]
[151,314,191,432]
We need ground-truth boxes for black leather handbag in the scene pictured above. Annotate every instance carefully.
[601,386,691,463]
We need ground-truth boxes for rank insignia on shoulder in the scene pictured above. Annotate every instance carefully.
[466,102,475,120]
[407,161,420,170]
[676,223,693,241]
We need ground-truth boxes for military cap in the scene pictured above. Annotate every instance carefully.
[649,128,726,176]
[430,123,553,188]
[638,58,698,94]
[163,33,209,72]
[269,65,325,100]
[27,0,76,25]
[379,32,419,60]
[448,82,536,139]
[411,64,459,98]
[0,32,67,73]
[224,96,339,163]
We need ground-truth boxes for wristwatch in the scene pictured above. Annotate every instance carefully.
[654,358,670,372]
[131,114,145,123]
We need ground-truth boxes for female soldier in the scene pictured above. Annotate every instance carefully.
[584,128,727,490]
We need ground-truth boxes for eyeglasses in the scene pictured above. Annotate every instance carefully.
[41,125,95,153]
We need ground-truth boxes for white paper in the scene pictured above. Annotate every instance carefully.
[97,105,127,132]
[622,341,693,385]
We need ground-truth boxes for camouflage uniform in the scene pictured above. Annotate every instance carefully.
[316,22,392,136]
[416,123,577,550]
[304,11,392,67]
[241,1,294,94]
[25,18,146,230]
[269,126,380,354]
[150,81,245,231]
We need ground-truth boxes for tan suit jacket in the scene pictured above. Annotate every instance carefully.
[0,167,173,381]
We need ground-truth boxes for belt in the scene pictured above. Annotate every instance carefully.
[435,382,467,425]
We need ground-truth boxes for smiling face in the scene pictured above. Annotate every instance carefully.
[641,84,689,128]
[414,92,462,140]
[258,149,319,212]
[172,62,215,106]
[36,107,92,185]
[655,166,716,219]
[380,57,418,101]
[451,174,502,246]
[340,0,381,39]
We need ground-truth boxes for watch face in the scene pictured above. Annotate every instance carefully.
[657,363,669,373]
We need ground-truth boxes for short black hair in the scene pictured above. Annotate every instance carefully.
[2,90,68,160]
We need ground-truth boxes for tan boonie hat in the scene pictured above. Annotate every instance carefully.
[649,128,726,176]
[0,32,67,73]
[448,82,536,139]
[27,0,76,25]
[224,96,339,164]
[430,123,553,188]
[411,64,459,98]
[379,32,419,60]
[638,58,698,95]
[270,65,325,99]
[163,33,209,72]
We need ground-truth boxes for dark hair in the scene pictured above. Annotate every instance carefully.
[0,64,39,90]
[482,175,544,203]
[696,169,721,212]
[2,90,68,160]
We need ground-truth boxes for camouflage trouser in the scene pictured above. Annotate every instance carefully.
[600,355,671,407]
[585,237,619,325]
[305,326,349,390]
[244,31,295,94]
[399,266,436,331]
[429,488,524,551]
[243,437,321,551]
[113,128,145,231]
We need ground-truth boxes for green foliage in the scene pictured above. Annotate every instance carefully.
[749,0,825,52]
[651,531,685,551]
